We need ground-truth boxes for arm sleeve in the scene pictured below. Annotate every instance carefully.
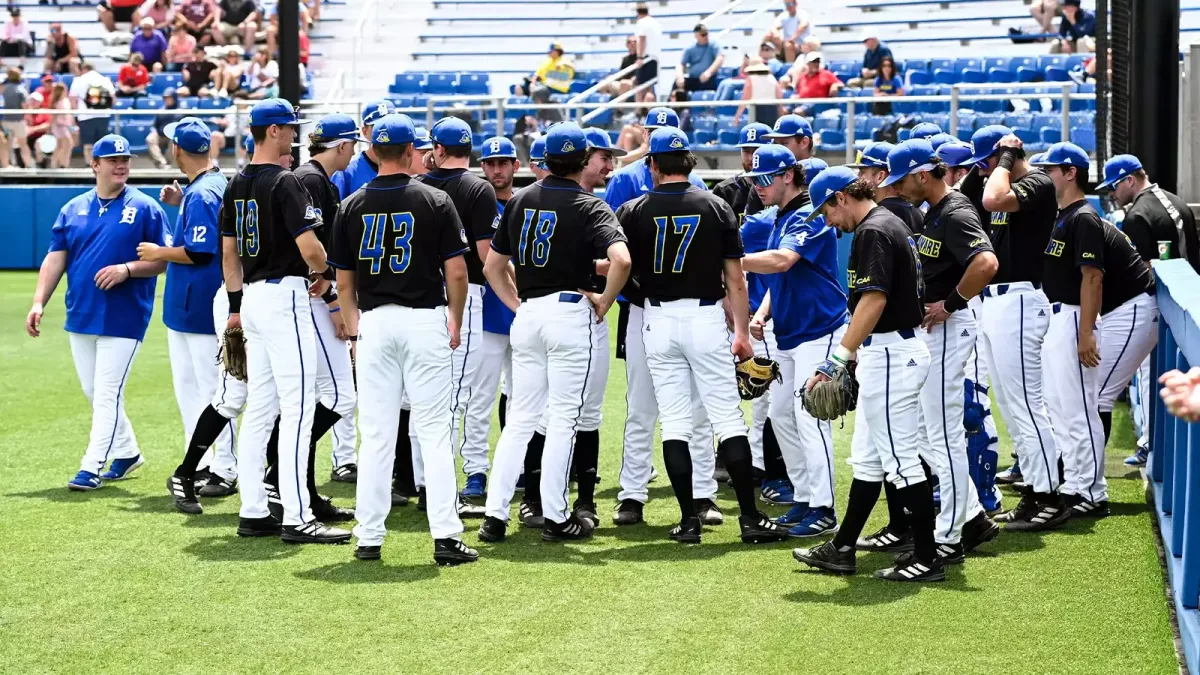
[1072,212,1107,270]
[276,173,321,237]
[48,205,69,253]
[1012,172,1051,214]
[143,200,168,247]
[589,200,626,256]
[943,207,993,266]
[181,189,222,256]
[534,58,552,81]
[218,182,236,237]
[437,196,471,259]
[1119,211,1159,263]
[465,181,498,241]
[604,172,630,210]
[853,229,893,294]
[327,200,356,269]
[491,200,516,256]
[716,201,744,259]
[779,219,824,263]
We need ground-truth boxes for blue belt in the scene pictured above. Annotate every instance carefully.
[982,281,1041,298]
[862,327,916,347]
[1052,302,1064,314]
[646,298,719,307]
[522,292,583,303]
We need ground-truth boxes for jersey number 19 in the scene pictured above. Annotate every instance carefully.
[234,199,260,257]
[360,212,415,274]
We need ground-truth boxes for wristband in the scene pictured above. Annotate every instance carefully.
[123,262,131,277]
[944,288,969,313]
[328,307,341,314]
[832,345,854,364]
[997,148,1017,171]
[228,289,243,314]
[346,335,358,342]
[322,287,338,304]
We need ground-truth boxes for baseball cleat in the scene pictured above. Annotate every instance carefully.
[460,473,487,499]
[759,479,795,505]
[281,522,352,544]
[519,500,545,528]
[995,464,1023,485]
[311,495,354,523]
[391,491,410,507]
[787,506,838,538]
[649,467,659,483]
[999,494,1072,532]
[1062,493,1110,518]
[774,502,811,527]
[101,455,144,481]
[793,540,856,574]
[961,512,1000,552]
[67,470,102,491]
[354,545,381,561]
[1009,481,1034,496]
[330,463,358,483]
[669,516,702,544]
[542,514,594,542]
[694,498,724,526]
[167,475,202,514]
[874,552,945,582]
[712,459,731,485]
[236,515,281,537]
[739,511,789,543]
[856,526,914,553]
[434,538,479,566]
[477,516,507,543]
[1124,447,1149,467]
[265,484,284,522]
[417,487,427,512]
[572,500,599,529]
[192,468,213,488]
[613,499,644,525]
[932,542,965,565]
[457,495,486,519]
[197,474,237,498]
[980,489,1003,516]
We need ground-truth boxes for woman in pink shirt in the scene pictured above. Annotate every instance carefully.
[48,82,74,168]
[166,15,198,71]
[0,7,33,59]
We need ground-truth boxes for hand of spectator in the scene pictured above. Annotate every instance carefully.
[1161,368,1200,422]
[699,70,711,83]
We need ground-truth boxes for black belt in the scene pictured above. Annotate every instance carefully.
[645,298,720,307]
[862,327,917,347]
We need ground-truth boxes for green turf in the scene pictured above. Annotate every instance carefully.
[0,270,1178,674]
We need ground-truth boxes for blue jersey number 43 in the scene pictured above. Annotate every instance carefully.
[360,212,416,274]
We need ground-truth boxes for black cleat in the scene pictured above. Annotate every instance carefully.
[265,484,284,522]
[542,514,595,542]
[856,526,913,553]
[192,468,213,488]
[311,495,354,523]
[236,515,281,537]
[739,511,789,544]
[417,487,427,512]
[1009,481,1034,496]
[457,495,486,519]
[669,516,702,544]
[391,491,410,507]
[962,512,1000,553]
[519,500,545,529]
[477,516,507,543]
[354,545,381,561]
[874,552,946,582]
[1063,493,1110,518]
[434,538,479,566]
[612,499,644,525]
[167,474,202,515]
[281,521,352,544]
[999,493,1072,532]
[713,457,731,484]
[793,540,856,574]
[932,542,965,565]
[694,498,724,526]
[572,500,599,529]
[197,474,237,498]
[330,463,358,483]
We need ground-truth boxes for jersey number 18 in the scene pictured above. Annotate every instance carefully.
[519,209,557,267]
[360,212,415,274]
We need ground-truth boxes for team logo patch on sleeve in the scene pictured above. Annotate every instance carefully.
[460,228,468,243]
[968,237,985,247]
[305,204,319,221]
[1014,184,1028,199]
[1045,239,1065,257]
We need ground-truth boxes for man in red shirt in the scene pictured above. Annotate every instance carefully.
[117,52,150,97]
[795,51,841,99]
[24,91,51,168]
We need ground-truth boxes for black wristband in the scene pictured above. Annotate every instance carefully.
[346,335,358,342]
[321,287,338,304]
[944,288,969,313]
[997,149,1017,171]
[228,289,243,314]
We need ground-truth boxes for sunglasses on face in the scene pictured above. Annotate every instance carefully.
[753,171,785,188]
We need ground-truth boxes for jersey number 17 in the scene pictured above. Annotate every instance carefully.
[652,214,700,274]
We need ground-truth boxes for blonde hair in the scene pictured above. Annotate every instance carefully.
[50,81,67,106]
[5,67,20,84]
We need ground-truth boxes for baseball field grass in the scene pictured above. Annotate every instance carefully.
[0,270,1179,674]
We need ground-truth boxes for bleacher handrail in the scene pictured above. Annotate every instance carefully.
[349,0,381,100]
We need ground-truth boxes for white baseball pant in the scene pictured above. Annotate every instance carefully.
[69,333,142,474]
[846,332,931,487]
[617,302,718,504]
[966,296,1000,456]
[310,298,357,466]
[537,317,609,434]
[167,326,237,480]
[978,283,1060,494]
[1135,353,1152,449]
[211,287,248,424]
[453,283,489,476]
[236,277,317,526]
[1043,303,1108,503]
[353,305,463,545]
[749,319,776,471]
[474,330,513,444]
[485,293,597,525]
[918,310,984,545]
[1096,293,1158,414]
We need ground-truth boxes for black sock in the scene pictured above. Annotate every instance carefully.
[883,480,909,534]
[574,430,600,504]
[663,439,695,520]
[896,481,936,564]
[394,409,414,495]
[524,432,545,503]
[498,393,508,430]
[1099,410,1112,444]
[718,435,759,517]
[265,416,281,488]
[762,419,787,482]
[832,479,883,549]
[306,403,342,501]
[174,405,232,477]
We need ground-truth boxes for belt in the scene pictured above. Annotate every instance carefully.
[521,292,583,304]
[982,281,1041,298]
[1051,302,1080,315]
[646,298,720,307]
[862,327,916,347]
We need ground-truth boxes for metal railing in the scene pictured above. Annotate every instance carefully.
[349,0,382,94]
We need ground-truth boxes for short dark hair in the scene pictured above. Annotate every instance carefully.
[437,143,471,159]
[694,23,707,33]
[636,6,649,15]
[374,143,412,162]
[843,178,877,202]
[546,152,588,177]
[249,125,270,144]
[1131,168,1148,181]
[786,165,807,188]
[927,161,948,180]
[649,151,698,177]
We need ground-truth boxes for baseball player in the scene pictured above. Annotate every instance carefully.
[414,117,499,503]
[744,114,815,218]
[528,137,548,181]
[604,108,707,208]
[884,138,1002,560]
[742,145,849,538]
[851,141,923,235]
[330,99,395,198]
[478,122,632,543]
[220,98,350,544]
[133,119,235,512]
[937,143,973,187]
[1033,142,1155,518]
[618,127,787,544]
[330,113,478,566]
[955,125,1064,530]
[928,133,958,152]
[27,134,168,491]
[907,121,942,141]
[793,167,942,582]
[713,122,773,222]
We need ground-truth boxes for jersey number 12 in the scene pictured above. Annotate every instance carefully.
[360,212,415,274]
[519,209,557,267]
[652,214,700,274]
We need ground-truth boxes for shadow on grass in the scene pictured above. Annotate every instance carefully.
[783,563,981,605]
[7,485,135,502]
[183,534,301,562]
[474,529,796,567]
[115,494,185,515]
[294,561,441,584]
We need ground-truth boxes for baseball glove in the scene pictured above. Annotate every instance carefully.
[221,327,248,382]
[736,357,781,401]
[801,358,858,421]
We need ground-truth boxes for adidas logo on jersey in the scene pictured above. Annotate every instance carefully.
[1038,310,1046,317]
[907,359,917,367]
[960,329,970,337]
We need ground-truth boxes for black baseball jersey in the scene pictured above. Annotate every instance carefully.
[960,167,1057,285]
[712,175,756,224]
[1042,200,1154,314]
[618,182,743,303]
[417,167,498,285]
[219,163,320,284]
[1121,184,1200,272]
[918,191,994,302]
[848,206,925,334]
[328,174,470,312]
[294,159,341,249]
[492,175,625,300]
[880,196,924,236]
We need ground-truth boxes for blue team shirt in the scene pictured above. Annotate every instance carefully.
[330,151,379,200]
[741,206,777,313]
[482,197,517,335]
[49,187,168,342]
[765,203,849,351]
[163,169,227,335]
[602,158,708,210]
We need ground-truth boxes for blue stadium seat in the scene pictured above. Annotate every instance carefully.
[988,68,1015,83]
[199,97,229,110]
[718,66,738,81]
[717,129,738,146]
[1069,111,1093,129]
[134,96,164,109]
[954,57,983,74]
[961,69,986,84]
[392,72,425,94]
[1004,113,1032,129]
[1016,67,1040,83]
[1077,82,1096,110]
[177,96,199,110]
[984,57,1010,73]
[838,88,865,115]
[1009,56,1036,73]
[695,129,717,145]
[1037,55,1066,71]
[772,61,791,79]
[910,85,940,113]
[387,95,414,108]
[1044,66,1070,82]
[1070,126,1096,153]
[1040,126,1061,145]
[691,90,717,103]
[930,58,953,73]
[973,113,1004,129]
[457,72,490,95]
[933,69,958,85]
[426,73,457,95]
[1064,54,1088,72]
[114,97,134,110]
[908,70,933,86]
[504,118,516,135]
[898,127,911,141]
[892,93,917,115]
[471,131,488,147]
[813,115,842,133]
[147,73,182,95]
[1031,113,1058,133]
[567,80,591,94]
[817,129,846,152]
[479,119,497,135]
[902,59,928,72]
[1014,128,1043,151]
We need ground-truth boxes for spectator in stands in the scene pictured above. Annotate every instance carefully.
[843,35,894,88]
[166,16,198,71]
[145,88,184,168]
[266,2,312,58]
[780,51,841,110]
[24,92,51,168]
[1054,0,1095,53]
[872,55,903,114]
[214,46,247,98]
[48,81,73,168]
[757,42,784,76]
[117,53,151,97]
[69,61,115,163]
[1031,0,1060,35]
[1,68,35,169]
[43,24,80,76]
[131,18,170,72]
[99,0,144,32]
[601,36,639,97]
[214,0,260,56]
[177,46,217,96]
[1,8,33,61]
[633,2,663,102]
[733,57,780,129]
[764,0,810,64]
[675,23,723,93]
[178,0,220,46]
[668,88,694,133]
[34,73,54,101]
[133,0,176,34]
[515,41,574,122]
[237,45,278,99]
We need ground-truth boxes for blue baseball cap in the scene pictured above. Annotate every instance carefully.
[805,166,859,222]
[311,113,366,144]
[644,107,680,130]
[647,126,689,154]
[736,122,773,148]
[414,127,432,151]
[880,139,938,187]
[965,124,1013,165]
[928,132,957,151]
[847,141,894,169]
[544,122,587,156]
[431,117,473,147]
[249,98,307,127]
[162,117,212,155]
[92,134,135,158]
[371,113,417,146]
[908,122,942,140]
[800,157,829,185]
[1097,154,1143,190]
[743,144,797,177]
[936,141,974,168]
[1030,141,1090,169]
[1028,152,1046,165]
[529,137,546,163]
[242,134,253,153]
[765,114,813,139]
[584,126,628,157]
[480,136,517,160]
[361,100,395,126]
